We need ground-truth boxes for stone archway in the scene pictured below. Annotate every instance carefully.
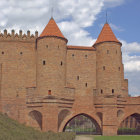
[118,113,140,135]
[62,113,102,135]
[28,110,42,130]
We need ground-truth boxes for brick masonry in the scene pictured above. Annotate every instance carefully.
[0,20,140,136]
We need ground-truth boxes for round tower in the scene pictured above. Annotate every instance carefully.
[93,23,125,96]
[36,18,67,97]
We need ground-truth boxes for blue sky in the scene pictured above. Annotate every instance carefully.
[91,0,140,43]
[0,0,139,96]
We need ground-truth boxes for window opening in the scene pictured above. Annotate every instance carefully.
[77,76,79,80]
[112,89,114,94]
[43,60,46,65]
[101,89,103,94]
[48,90,51,95]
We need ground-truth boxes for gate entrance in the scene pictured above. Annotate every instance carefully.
[63,114,101,135]
[118,113,140,135]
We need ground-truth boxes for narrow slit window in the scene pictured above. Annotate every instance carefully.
[61,61,63,66]
[20,52,23,55]
[72,54,74,57]
[103,66,105,70]
[112,89,114,94]
[101,89,103,94]
[58,45,59,49]
[46,45,48,48]
[119,67,120,71]
[116,50,117,54]
[85,83,87,87]
[77,76,79,80]
[2,52,4,54]
[43,60,46,65]
[107,50,109,54]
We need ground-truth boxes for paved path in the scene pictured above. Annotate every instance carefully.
[75,135,93,140]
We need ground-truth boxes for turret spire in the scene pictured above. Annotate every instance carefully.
[39,18,67,42]
[94,23,121,46]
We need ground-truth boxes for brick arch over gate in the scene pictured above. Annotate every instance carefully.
[118,110,140,128]
[58,112,102,133]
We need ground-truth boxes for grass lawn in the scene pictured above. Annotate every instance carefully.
[94,135,140,140]
[0,113,75,140]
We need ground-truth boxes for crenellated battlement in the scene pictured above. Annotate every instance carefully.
[0,29,38,41]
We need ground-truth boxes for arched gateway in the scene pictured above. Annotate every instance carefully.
[63,114,102,135]
[118,113,140,135]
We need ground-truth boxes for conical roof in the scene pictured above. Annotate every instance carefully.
[40,18,67,41]
[94,23,121,45]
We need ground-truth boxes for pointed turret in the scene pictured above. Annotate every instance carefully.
[39,18,67,42]
[94,23,121,46]
[36,17,67,97]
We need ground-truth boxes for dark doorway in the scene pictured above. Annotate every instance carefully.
[63,114,102,135]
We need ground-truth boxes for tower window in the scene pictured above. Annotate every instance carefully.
[58,45,59,49]
[107,50,109,54]
[85,83,87,87]
[43,60,46,65]
[85,55,88,58]
[103,66,105,70]
[61,61,63,66]
[48,90,51,95]
[101,89,103,94]
[77,76,79,80]
[72,54,74,57]
[46,45,48,48]
[20,52,23,55]
[2,52,4,54]
[112,89,114,94]
[118,67,120,71]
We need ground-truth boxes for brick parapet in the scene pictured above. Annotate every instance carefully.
[0,29,38,42]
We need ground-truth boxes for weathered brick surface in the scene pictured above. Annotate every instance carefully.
[0,24,139,136]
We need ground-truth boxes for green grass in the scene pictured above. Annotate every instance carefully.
[94,136,140,140]
[0,113,75,140]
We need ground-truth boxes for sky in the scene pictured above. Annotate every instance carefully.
[0,0,140,96]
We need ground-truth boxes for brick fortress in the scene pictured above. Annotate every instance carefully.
[0,18,139,135]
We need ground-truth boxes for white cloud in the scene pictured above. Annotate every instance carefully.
[104,0,125,8]
[121,40,140,96]
[110,23,124,32]
[58,21,95,46]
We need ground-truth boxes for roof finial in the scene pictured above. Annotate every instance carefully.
[51,7,54,19]
[106,11,108,23]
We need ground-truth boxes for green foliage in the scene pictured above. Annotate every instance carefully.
[0,113,76,140]
[118,128,140,135]
[94,136,140,140]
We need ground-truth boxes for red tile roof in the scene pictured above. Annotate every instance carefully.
[94,23,121,46]
[67,45,96,51]
[40,18,67,41]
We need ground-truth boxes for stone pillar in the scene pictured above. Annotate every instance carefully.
[42,103,58,132]
[102,97,118,136]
